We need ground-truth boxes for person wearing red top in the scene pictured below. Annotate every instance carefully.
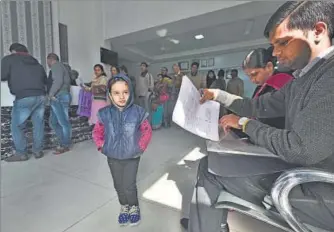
[221,47,293,133]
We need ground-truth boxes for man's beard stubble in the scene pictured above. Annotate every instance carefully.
[286,39,312,71]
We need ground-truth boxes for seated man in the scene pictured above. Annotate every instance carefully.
[188,2,334,232]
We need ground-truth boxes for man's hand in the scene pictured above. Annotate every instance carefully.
[219,114,241,134]
[200,89,219,104]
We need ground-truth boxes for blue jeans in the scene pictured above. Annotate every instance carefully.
[49,92,72,148]
[11,95,46,155]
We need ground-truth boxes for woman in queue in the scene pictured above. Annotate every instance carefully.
[82,64,108,125]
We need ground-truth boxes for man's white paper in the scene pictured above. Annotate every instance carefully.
[206,132,277,158]
[172,75,220,141]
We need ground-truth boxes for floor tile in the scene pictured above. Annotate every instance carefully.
[1,160,48,198]
[64,198,183,232]
[1,169,113,232]
[35,140,98,175]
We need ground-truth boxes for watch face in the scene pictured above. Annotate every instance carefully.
[239,117,248,126]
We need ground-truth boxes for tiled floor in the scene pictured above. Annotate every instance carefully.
[1,127,285,232]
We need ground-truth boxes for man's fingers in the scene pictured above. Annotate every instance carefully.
[223,125,230,134]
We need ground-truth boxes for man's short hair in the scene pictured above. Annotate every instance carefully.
[173,63,180,68]
[47,53,60,61]
[140,62,148,67]
[264,1,334,39]
[9,43,28,53]
[191,62,199,68]
[231,69,238,75]
[120,65,128,74]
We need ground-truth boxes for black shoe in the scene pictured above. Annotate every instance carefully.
[180,218,189,230]
[221,223,230,232]
[33,151,44,159]
[5,154,29,162]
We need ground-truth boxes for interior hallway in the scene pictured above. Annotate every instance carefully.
[1,127,285,232]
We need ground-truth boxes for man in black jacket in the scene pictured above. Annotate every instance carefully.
[1,43,47,162]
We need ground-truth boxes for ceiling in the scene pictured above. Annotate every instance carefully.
[107,1,284,63]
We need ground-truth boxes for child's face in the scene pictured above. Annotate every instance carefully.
[110,81,130,107]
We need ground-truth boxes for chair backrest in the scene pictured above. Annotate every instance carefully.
[271,168,334,232]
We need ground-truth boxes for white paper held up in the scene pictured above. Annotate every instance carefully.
[172,75,220,141]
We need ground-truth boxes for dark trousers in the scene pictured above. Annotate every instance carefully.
[107,157,140,206]
[189,156,334,232]
[163,98,175,126]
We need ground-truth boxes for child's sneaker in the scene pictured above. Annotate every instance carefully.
[129,205,141,226]
[118,205,129,226]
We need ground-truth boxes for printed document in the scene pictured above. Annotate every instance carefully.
[172,75,220,141]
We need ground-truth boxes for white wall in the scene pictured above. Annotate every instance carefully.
[103,1,248,39]
[54,1,108,82]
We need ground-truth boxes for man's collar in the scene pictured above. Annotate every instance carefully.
[294,46,334,78]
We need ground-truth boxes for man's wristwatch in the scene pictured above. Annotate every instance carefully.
[238,117,250,132]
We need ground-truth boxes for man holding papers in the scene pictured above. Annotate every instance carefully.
[187,2,334,232]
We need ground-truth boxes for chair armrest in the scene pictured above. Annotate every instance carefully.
[271,168,334,232]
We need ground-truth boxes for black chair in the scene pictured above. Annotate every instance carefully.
[214,168,334,232]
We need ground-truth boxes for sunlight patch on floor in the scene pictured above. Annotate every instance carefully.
[142,147,205,210]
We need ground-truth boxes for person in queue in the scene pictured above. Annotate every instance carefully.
[135,62,154,118]
[1,43,47,162]
[189,62,206,90]
[47,53,72,155]
[210,69,226,90]
[110,65,120,79]
[82,64,108,125]
[226,69,244,97]
[206,70,216,89]
[188,2,334,232]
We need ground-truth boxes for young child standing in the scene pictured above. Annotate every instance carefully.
[92,74,152,226]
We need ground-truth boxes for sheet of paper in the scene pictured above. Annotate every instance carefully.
[172,75,220,141]
[206,132,278,158]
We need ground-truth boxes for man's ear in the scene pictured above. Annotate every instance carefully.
[314,21,328,44]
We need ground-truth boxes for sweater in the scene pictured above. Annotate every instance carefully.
[226,77,244,96]
[225,47,334,172]
[1,53,47,99]
[48,61,71,97]
[136,72,154,97]
[89,75,107,101]
[252,72,293,129]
